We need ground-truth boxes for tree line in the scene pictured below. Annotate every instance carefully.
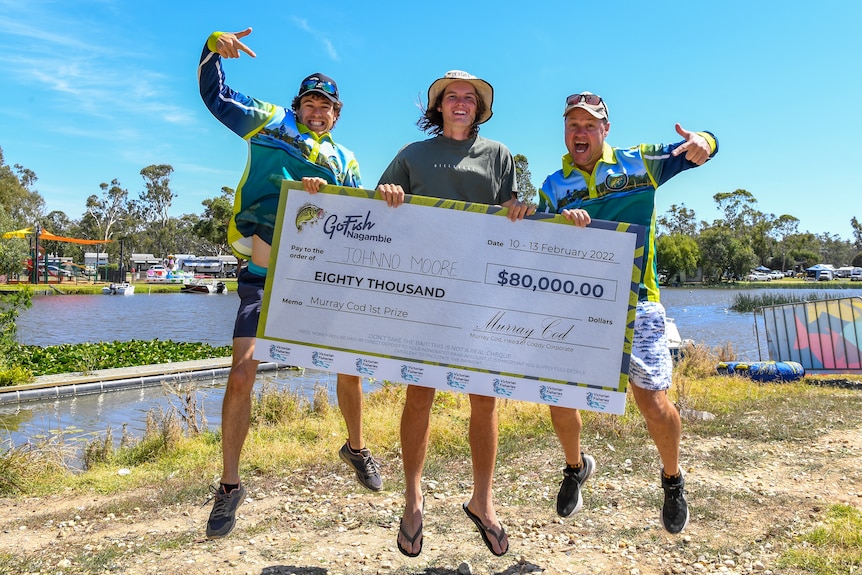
[1,146,860,283]
[656,189,862,282]
[0,146,232,276]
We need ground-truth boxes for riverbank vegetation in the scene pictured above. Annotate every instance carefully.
[1,344,861,573]
[729,290,856,312]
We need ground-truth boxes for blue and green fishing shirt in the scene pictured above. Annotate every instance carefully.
[198,32,361,259]
[537,134,717,302]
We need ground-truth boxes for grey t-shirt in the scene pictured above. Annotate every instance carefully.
[377,135,517,204]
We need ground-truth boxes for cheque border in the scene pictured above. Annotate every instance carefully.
[255,181,645,414]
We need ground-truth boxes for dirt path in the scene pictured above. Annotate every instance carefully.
[2,422,861,575]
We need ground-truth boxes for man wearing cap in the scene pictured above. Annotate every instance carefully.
[536,91,717,534]
[198,27,382,539]
[376,70,533,557]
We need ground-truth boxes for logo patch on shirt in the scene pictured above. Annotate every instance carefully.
[605,172,628,191]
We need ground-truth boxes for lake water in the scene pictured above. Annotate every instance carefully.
[4,287,862,456]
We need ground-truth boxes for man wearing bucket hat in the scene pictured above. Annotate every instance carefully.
[536,91,717,534]
[198,27,382,539]
[376,70,533,557]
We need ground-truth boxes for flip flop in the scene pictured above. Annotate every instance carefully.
[397,499,424,557]
[462,502,509,556]
[396,518,423,557]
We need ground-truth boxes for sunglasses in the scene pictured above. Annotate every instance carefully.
[566,93,603,106]
[299,79,338,97]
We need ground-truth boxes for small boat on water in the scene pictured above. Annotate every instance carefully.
[180,279,228,294]
[102,282,136,295]
[666,317,693,359]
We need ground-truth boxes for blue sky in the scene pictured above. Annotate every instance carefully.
[1,1,859,241]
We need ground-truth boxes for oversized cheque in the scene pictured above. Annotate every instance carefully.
[255,181,645,414]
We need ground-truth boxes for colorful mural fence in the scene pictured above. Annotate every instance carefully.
[757,296,862,373]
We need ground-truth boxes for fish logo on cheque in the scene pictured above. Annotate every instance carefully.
[400,365,423,383]
[355,358,378,376]
[295,203,325,232]
[492,378,515,397]
[269,345,291,363]
[311,351,334,369]
[539,385,562,404]
[446,372,468,390]
[585,391,609,411]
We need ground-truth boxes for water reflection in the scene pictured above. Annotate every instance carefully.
[4,288,861,459]
[0,367,380,468]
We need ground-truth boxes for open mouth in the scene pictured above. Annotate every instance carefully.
[574,143,588,153]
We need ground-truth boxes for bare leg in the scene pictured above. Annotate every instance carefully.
[464,394,507,556]
[549,406,584,466]
[630,385,681,476]
[220,337,258,485]
[398,385,435,555]
[336,374,364,450]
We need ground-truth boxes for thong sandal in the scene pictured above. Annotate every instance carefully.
[462,502,509,557]
[397,499,424,557]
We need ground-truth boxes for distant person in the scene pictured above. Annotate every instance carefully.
[376,70,533,557]
[198,26,381,539]
[536,92,717,533]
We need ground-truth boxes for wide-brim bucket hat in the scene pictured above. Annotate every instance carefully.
[427,70,494,124]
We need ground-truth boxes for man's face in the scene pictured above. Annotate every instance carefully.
[438,80,478,130]
[564,108,610,173]
[296,93,338,135]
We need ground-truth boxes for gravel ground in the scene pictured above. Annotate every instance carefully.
[2,417,861,575]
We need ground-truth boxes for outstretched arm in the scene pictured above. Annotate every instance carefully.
[670,123,712,165]
[214,27,257,59]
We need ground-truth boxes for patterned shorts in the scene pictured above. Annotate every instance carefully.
[627,300,673,391]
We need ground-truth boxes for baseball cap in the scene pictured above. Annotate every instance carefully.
[297,73,340,103]
[427,70,494,124]
[562,92,609,120]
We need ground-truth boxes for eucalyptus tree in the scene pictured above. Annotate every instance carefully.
[851,216,862,250]
[772,214,800,271]
[656,233,699,283]
[83,179,131,242]
[513,154,537,204]
[138,164,176,258]
[817,232,856,266]
[39,210,74,258]
[657,203,699,236]
[0,204,29,278]
[0,146,45,227]
[193,186,234,255]
[698,226,755,282]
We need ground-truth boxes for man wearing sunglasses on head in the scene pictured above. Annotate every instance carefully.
[198,27,382,540]
[535,92,717,534]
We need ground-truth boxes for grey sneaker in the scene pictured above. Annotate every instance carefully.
[556,452,596,517]
[205,483,246,538]
[339,441,382,491]
[660,470,690,534]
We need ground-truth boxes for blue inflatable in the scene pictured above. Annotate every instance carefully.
[716,361,805,382]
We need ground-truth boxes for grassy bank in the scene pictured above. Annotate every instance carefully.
[1,345,861,574]
[4,278,238,296]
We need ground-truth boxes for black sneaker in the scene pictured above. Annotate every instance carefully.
[660,470,690,534]
[205,483,246,538]
[556,452,596,517]
[339,441,383,491]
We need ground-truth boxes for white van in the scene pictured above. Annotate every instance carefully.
[851,267,862,281]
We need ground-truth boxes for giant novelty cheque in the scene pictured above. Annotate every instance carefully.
[255,181,645,414]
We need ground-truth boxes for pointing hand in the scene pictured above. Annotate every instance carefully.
[216,27,257,59]
[671,123,710,165]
